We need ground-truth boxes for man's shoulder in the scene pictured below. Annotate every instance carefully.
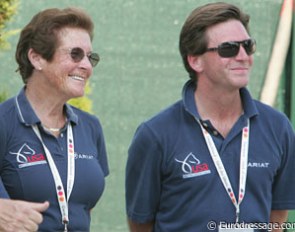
[144,100,183,127]
[254,99,290,121]
[134,99,188,142]
[252,100,293,135]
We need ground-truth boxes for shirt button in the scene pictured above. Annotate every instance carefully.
[203,123,208,127]
[213,131,218,136]
[60,133,64,137]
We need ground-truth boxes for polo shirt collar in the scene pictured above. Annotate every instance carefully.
[182,80,258,119]
[15,87,78,126]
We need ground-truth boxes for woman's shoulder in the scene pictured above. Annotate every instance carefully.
[66,104,103,129]
[0,97,15,114]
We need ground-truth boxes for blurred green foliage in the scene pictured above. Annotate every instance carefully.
[68,82,93,113]
[0,0,18,102]
[0,91,7,103]
[0,0,20,49]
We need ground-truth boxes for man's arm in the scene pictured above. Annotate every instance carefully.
[128,219,154,232]
[270,210,288,232]
[0,199,49,232]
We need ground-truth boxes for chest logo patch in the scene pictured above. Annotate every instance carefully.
[175,152,211,179]
[9,143,47,168]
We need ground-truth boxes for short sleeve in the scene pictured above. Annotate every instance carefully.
[125,123,163,223]
[0,117,6,172]
[0,177,9,198]
[95,118,109,177]
[0,115,9,198]
[271,119,295,209]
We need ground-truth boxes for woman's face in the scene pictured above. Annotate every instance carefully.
[41,27,94,99]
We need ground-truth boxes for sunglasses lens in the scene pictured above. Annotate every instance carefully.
[89,53,100,67]
[69,48,100,67]
[218,39,256,58]
[243,39,256,55]
[70,47,84,62]
[218,42,240,58]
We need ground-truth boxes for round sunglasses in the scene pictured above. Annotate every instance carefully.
[64,47,100,67]
[205,39,256,58]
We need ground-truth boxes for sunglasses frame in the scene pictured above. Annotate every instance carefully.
[205,39,256,58]
[66,47,100,67]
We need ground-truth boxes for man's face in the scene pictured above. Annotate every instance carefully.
[197,19,254,92]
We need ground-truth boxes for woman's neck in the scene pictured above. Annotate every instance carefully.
[25,84,66,133]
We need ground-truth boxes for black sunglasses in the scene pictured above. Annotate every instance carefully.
[205,39,256,58]
[67,47,100,67]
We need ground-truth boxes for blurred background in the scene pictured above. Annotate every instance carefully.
[1,0,294,231]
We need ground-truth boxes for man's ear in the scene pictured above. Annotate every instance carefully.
[187,55,203,73]
[27,48,43,71]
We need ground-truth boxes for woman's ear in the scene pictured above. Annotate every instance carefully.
[187,55,203,73]
[27,48,43,71]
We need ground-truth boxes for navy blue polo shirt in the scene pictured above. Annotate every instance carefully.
[126,80,295,232]
[0,177,8,198]
[0,88,109,232]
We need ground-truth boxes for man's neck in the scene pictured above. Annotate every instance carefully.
[195,88,243,137]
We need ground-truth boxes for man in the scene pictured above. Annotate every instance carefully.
[125,2,295,232]
[0,178,49,232]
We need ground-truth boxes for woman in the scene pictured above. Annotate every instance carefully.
[0,7,109,232]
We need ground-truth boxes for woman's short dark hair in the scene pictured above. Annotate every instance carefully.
[15,7,94,84]
[179,2,250,80]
